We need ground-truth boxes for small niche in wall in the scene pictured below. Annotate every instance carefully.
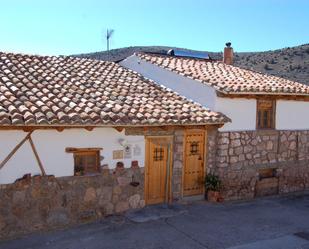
[255,168,279,197]
[258,168,277,180]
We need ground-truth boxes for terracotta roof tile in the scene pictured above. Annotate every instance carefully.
[137,53,309,95]
[0,52,229,126]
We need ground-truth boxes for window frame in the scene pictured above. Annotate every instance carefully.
[256,99,276,130]
[65,147,102,176]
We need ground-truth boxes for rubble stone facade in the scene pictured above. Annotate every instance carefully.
[208,129,309,200]
[172,130,184,200]
[1,128,309,239]
[0,167,144,240]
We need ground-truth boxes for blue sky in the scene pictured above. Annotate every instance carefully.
[0,0,308,55]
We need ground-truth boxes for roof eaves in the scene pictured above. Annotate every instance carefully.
[219,91,309,97]
[0,121,229,129]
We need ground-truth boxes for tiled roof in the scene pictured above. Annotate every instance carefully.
[0,52,229,126]
[136,53,309,95]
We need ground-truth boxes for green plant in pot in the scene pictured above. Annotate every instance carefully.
[205,174,222,202]
[74,165,84,176]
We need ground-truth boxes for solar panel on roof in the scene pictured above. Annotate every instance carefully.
[172,50,210,59]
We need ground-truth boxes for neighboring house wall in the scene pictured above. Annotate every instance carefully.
[207,129,309,200]
[122,56,309,131]
[276,100,309,130]
[0,128,145,184]
[120,55,217,109]
[215,97,257,131]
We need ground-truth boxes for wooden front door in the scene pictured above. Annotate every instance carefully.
[183,130,205,196]
[145,137,171,205]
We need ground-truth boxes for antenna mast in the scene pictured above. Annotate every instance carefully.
[106,29,114,51]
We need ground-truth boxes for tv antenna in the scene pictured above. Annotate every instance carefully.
[106,29,114,51]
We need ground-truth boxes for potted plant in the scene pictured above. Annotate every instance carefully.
[205,174,222,202]
[74,165,84,176]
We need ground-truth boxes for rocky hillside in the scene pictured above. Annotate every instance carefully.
[74,46,193,62]
[234,44,309,85]
[74,44,309,85]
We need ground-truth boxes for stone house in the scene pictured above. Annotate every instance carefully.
[1,46,309,238]
[0,52,228,238]
[120,43,309,200]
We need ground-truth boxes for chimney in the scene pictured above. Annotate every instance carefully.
[223,42,233,65]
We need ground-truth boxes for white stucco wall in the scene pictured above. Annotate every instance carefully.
[215,97,257,131]
[120,55,217,109]
[276,100,309,130]
[0,128,145,184]
[214,98,309,131]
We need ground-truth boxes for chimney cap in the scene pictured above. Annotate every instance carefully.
[225,42,232,48]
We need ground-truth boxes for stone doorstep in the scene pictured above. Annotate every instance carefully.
[182,194,205,202]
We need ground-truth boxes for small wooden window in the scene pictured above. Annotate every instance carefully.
[257,100,275,129]
[65,148,102,176]
[74,151,100,175]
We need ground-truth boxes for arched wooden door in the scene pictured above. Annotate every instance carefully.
[183,130,206,196]
[145,137,172,205]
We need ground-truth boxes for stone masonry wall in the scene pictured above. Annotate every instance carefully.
[208,130,309,200]
[0,167,144,240]
[172,129,184,200]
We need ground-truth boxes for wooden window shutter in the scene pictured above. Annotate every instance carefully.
[257,99,276,129]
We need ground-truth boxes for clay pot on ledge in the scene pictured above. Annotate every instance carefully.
[205,174,222,202]
[207,190,221,202]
